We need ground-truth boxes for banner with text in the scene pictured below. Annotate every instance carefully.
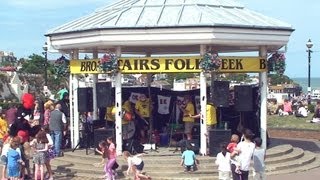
[70,56,267,74]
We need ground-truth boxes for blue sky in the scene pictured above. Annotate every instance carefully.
[0,0,320,78]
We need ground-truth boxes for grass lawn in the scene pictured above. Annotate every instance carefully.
[268,114,320,131]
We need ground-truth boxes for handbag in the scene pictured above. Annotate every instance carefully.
[1,155,7,163]
[112,161,119,170]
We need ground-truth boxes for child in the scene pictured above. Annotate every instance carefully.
[7,136,24,180]
[180,145,197,172]
[43,126,54,180]
[123,151,151,180]
[253,137,266,180]
[106,137,116,180]
[215,143,231,180]
[95,140,109,178]
[1,136,12,180]
[30,130,49,180]
[227,134,241,174]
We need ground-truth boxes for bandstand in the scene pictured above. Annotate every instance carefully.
[45,0,293,156]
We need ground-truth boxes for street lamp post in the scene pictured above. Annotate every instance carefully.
[42,43,48,87]
[306,39,313,105]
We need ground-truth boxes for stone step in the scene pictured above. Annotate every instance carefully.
[266,154,320,175]
[51,144,313,179]
[52,147,303,173]
[53,146,300,171]
[60,144,293,165]
[266,151,316,172]
[265,147,304,164]
[265,144,293,158]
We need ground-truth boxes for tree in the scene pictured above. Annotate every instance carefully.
[268,74,294,85]
[166,73,196,85]
[221,73,249,82]
[0,53,17,67]
[18,54,47,74]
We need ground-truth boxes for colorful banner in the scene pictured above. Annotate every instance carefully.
[70,56,267,74]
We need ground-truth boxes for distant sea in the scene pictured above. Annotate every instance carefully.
[292,78,320,93]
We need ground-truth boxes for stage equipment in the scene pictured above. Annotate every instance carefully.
[78,87,93,112]
[212,81,230,107]
[234,85,253,111]
[96,82,112,108]
[208,129,231,156]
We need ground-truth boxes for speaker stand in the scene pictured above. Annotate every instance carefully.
[72,115,92,155]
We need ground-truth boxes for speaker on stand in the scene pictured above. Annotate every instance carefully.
[96,82,112,108]
[74,87,93,154]
[212,81,230,127]
[234,85,253,133]
[77,87,93,113]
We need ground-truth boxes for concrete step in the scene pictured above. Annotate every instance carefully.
[266,151,316,172]
[267,153,320,175]
[265,144,293,158]
[51,144,314,179]
[266,147,304,164]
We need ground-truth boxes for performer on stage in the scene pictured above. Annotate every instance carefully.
[179,96,195,140]
[135,94,151,143]
[122,100,135,140]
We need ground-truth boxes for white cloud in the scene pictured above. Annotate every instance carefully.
[5,0,110,10]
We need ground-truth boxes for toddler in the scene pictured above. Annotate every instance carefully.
[227,134,241,174]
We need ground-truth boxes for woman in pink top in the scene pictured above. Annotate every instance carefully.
[106,137,116,180]
[283,99,293,114]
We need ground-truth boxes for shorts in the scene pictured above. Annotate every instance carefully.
[135,161,144,171]
[184,122,194,134]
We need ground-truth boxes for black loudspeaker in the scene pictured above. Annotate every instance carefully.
[78,87,93,112]
[96,82,112,108]
[208,129,231,156]
[94,128,114,155]
[234,85,253,111]
[123,139,144,155]
[212,81,230,107]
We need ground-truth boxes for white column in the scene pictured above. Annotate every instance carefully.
[71,50,80,148]
[259,46,268,149]
[115,47,123,155]
[69,73,74,148]
[200,45,207,156]
[92,51,99,120]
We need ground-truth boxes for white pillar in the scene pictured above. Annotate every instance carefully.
[200,45,207,156]
[115,47,123,155]
[71,50,80,148]
[92,51,99,120]
[69,73,74,148]
[259,46,268,149]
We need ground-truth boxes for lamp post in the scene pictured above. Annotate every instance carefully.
[306,39,313,105]
[42,42,48,87]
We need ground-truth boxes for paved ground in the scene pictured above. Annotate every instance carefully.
[268,167,320,180]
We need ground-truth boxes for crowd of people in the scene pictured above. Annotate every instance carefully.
[268,97,320,121]
[0,87,70,180]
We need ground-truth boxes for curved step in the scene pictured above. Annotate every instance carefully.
[266,147,304,165]
[51,144,315,179]
[266,144,293,158]
[267,153,320,175]
[266,151,316,172]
